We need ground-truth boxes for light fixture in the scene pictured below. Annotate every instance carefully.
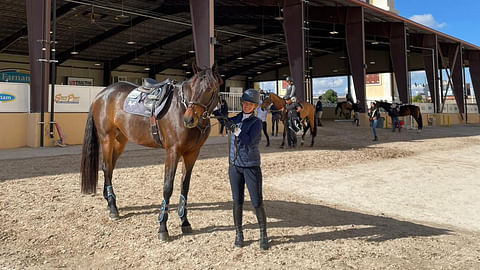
[182,63,189,67]
[329,23,338,35]
[332,69,338,73]
[144,67,150,71]
[274,6,284,21]
[185,71,191,74]
[94,63,101,66]
[339,56,347,59]
[236,56,244,60]
[371,36,379,45]
[188,50,195,53]
[126,40,136,45]
[117,0,129,19]
[275,62,282,65]
[369,61,376,65]
[247,76,253,79]
[220,74,225,77]
[70,50,79,55]
[256,71,262,74]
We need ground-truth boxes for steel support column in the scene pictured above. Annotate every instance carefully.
[345,7,365,111]
[448,43,465,114]
[282,0,305,102]
[189,0,214,69]
[468,51,480,112]
[26,0,51,113]
[389,23,408,104]
[422,35,439,112]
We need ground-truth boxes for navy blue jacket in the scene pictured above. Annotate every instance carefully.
[228,112,262,167]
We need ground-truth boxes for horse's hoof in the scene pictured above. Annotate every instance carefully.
[109,212,120,220]
[181,225,193,234]
[158,231,169,242]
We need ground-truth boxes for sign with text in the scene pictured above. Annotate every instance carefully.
[0,69,30,83]
[48,85,104,112]
[0,82,29,112]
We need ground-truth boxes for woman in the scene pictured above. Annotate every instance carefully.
[368,102,380,141]
[227,88,269,250]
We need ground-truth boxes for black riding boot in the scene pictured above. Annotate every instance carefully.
[255,204,269,250]
[233,204,244,248]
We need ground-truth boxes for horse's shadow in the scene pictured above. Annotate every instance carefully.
[120,199,449,246]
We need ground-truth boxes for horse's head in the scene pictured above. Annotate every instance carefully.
[183,64,223,128]
[260,95,272,110]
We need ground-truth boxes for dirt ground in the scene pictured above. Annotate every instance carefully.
[1,120,480,269]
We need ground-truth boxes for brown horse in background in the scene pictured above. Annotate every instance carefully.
[335,101,353,119]
[375,100,423,130]
[80,65,223,241]
[261,92,317,146]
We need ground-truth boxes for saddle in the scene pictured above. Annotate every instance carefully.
[124,78,175,118]
[123,78,176,146]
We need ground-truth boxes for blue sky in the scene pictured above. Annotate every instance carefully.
[309,1,478,97]
[396,0,480,47]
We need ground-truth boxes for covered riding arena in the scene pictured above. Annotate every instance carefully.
[1,123,480,268]
[1,0,480,268]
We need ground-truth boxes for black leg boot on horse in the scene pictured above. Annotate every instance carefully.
[103,185,119,220]
[233,203,244,248]
[255,204,269,250]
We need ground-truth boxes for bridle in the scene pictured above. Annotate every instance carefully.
[179,72,220,133]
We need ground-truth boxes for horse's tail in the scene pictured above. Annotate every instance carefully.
[335,103,340,115]
[80,109,99,194]
[416,107,423,130]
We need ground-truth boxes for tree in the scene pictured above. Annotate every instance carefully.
[412,94,423,102]
[322,89,338,103]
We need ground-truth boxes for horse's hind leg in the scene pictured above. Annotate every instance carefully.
[177,150,200,235]
[101,131,127,220]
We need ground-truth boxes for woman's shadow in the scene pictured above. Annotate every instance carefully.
[120,199,449,247]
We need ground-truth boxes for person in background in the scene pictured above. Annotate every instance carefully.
[368,102,380,141]
[270,104,280,136]
[315,95,323,126]
[214,99,229,136]
[352,100,360,126]
[256,100,270,147]
[284,76,295,99]
[390,103,400,132]
[283,96,301,148]
[227,89,269,250]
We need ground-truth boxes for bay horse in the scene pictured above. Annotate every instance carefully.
[374,101,423,130]
[335,101,353,119]
[80,65,223,241]
[261,92,317,147]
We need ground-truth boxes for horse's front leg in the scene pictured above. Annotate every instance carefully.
[158,150,180,242]
[301,122,308,146]
[281,123,286,147]
[177,150,200,234]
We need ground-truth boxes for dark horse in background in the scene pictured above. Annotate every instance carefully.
[375,101,423,131]
[335,101,353,119]
[260,92,317,147]
[80,65,223,241]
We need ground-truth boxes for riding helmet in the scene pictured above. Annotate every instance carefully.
[241,89,260,104]
[286,76,293,82]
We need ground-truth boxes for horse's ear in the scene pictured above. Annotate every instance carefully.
[192,62,200,74]
[211,62,217,73]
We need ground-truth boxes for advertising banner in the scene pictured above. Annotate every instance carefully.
[48,85,106,112]
[0,82,29,112]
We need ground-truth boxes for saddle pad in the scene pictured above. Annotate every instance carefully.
[123,89,172,118]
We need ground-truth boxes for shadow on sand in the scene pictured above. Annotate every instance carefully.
[119,199,449,247]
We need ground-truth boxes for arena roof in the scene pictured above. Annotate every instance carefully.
[0,0,479,80]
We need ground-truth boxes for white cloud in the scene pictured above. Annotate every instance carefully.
[409,14,446,29]
[314,78,345,89]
